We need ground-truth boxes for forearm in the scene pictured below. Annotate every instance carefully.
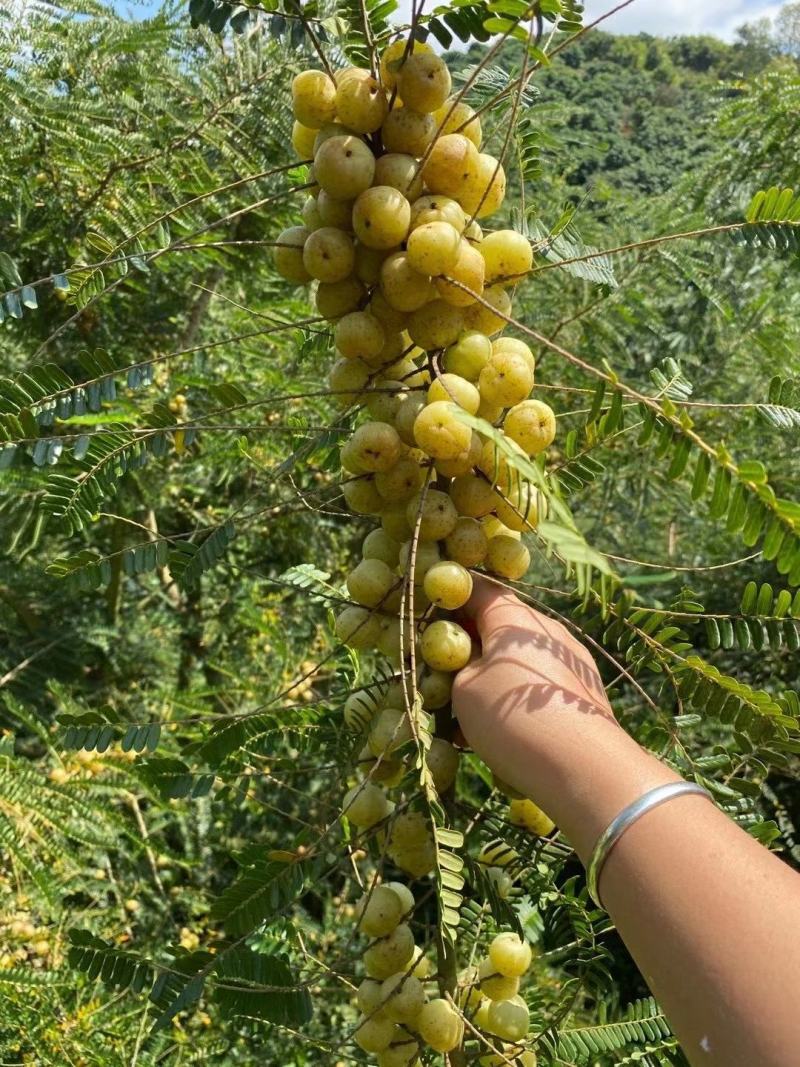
[516,726,800,1067]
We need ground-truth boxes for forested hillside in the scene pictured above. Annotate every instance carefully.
[0,2,798,1064]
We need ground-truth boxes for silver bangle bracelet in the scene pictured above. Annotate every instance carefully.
[586,781,712,909]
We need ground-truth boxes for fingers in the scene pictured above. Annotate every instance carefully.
[461,573,535,645]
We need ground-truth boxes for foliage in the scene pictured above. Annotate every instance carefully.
[0,1,798,1065]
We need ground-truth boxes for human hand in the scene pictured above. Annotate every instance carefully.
[452,577,674,858]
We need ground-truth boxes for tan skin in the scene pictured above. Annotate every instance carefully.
[452,578,800,1067]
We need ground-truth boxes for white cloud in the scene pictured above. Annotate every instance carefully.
[582,0,783,40]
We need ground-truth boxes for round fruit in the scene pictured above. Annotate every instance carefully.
[478,956,520,1001]
[396,52,451,112]
[357,884,405,936]
[375,457,425,502]
[335,604,382,647]
[398,538,441,580]
[315,276,365,320]
[443,330,492,381]
[426,737,460,792]
[292,69,337,127]
[492,336,535,371]
[354,1013,399,1053]
[363,922,415,979]
[413,401,472,460]
[343,476,384,515]
[487,994,530,1042]
[435,241,485,307]
[434,430,482,477]
[368,706,413,756]
[347,558,397,608]
[423,560,473,610]
[478,350,534,408]
[380,38,432,90]
[302,227,355,283]
[489,932,533,978]
[383,881,415,915]
[342,782,393,827]
[274,225,311,284]
[410,194,465,231]
[353,186,411,250]
[380,973,427,1023]
[377,1040,421,1067]
[381,252,435,312]
[508,798,555,836]
[420,619,472,671]
[406,221,462,277]
[381,503,414,542]
[335,311,385,360]
[427,373,480,413]
[460,153,506,219]
[357,976,385,1014]
[344,688,380,731]
[301,195,322,229]
[316,189,354,229]
[445,516,489,567]
[480,229,534,284]
[374,152,425,200]
[433,97,482,147]
[486,535,530,580]
[419,669,453,709]
[381,108,436,156]
[406,488,458,541]
[350,421,403,472]
[449,473,495,518]
[416,998,464,1053]
[463,283,512,335]
[407,301,465,351]
[422,134,478,197]
[314,135,376,200]
[503,399,556,456]
[292,121,318,158]
[494,482,543,533]
[313,121,356,154]
[336,71,388,132]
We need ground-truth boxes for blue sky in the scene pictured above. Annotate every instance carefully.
[120,0,783,40]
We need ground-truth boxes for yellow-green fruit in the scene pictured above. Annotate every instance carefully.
[443,330,492,381]
[274,225,311,284]
[302,227,355,283]
[486,535,530,580]
[489,932,533,978]
[374,152,425,200]
[419,669,453,709]
[427,373,480,413]
[316,189,354,229]
[477,839,519,867]
[410,194,466,231]
[357,976,385,1014]
[363,529,401,568]
[463,283,512,335]
[335,604,382,647]
[483,515,521,541]
[457,965,485,1012]
[313,121,356,155]
[421,133,479,197]
[477,437,529,493]
[480,229,534,284]
[391,836,436,878]
[354,1013,399,1053]
[350,421,403,472]
[487,995,530,1042]
[389,811,431,849]
[379,38,432,90]
[335,71,388,133]
[493,483,544,533]
[377,616,413,663]
[396,51,451,112]
[413,400,472,460]
[478,350,534,408]
[315,277,365,320]
[375,457,425,502]
[445,516,489,567]
[368,706,413,756]
[347,558,397,609]
[492,336,535,372]
[406,221,462,277]
[355,244,394,286]
[436,241,486,307]
[292,120,318,158]
[423,560,473,610]
[480,1050,537,1067]
[433,97,483,147]
[503,399,556,456]
[408,301,465,351]
[434,430,482,477]
[334,311,385,361]
[478,956,520,1001]
[342,476,384,515]
[353,186,411,250]
[459,153,506,219]
[449,473,496,518]
[357,884,405,936]
[377,1039,421,1067]
[301,196,322,230]
[426,737,460,792]
[416,998,464,1053]
[398,538,441,581]
[383,880,415,914]
[381,252,435,312]
[380,973,428,1023]
[420,619,472,671]
[406,488,458,541]
[363,923,415,979]
[508,798,555,836]
[358,745,405,786]
[291,69,336,127]
[381,108,436,156]
[381,503,414,542]
[314,135,376,200]
[342,781,393,827]
[344,688,380,731]
[394,393,427,446]
[408,944,432,979]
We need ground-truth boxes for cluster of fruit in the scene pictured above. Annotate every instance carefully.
[354,878,537,1065]
[274,39,558,1064]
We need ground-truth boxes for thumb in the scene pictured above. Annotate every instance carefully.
[461,573,528,647]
